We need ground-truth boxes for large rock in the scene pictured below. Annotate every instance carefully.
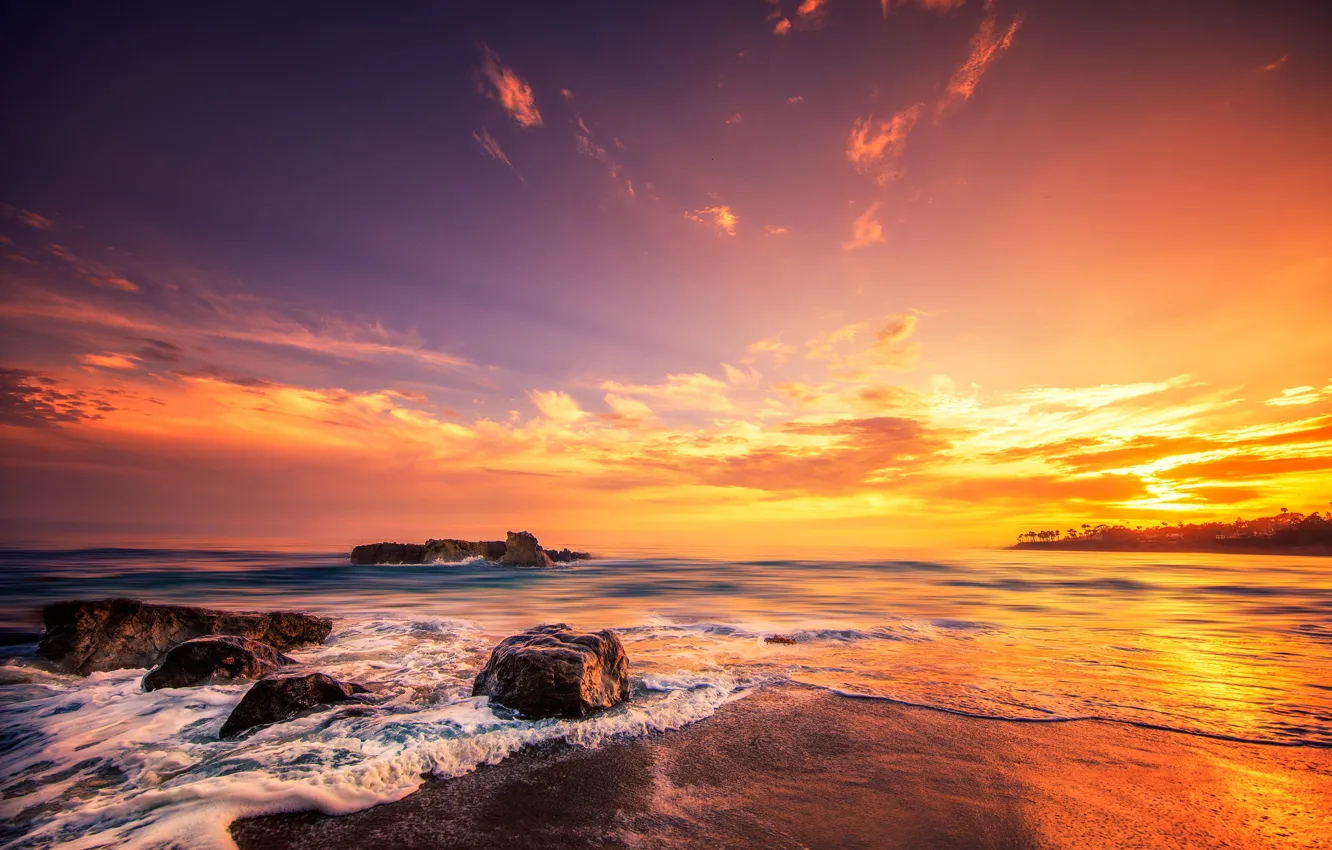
[37,599,332,675]
[219,672,367,739]
[142,635,294,691]
[472,624,630,719]
[499,531,555,568]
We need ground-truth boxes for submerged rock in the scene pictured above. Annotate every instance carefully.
[37,599,332,676]
[472,623,630,719]
[499,531,555,568]
[142,635,294,691]
[219,672,367,739]
[350,532,584,566]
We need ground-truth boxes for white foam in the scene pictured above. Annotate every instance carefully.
[0,615,752,849]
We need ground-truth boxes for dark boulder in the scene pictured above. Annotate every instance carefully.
[142,635,294,691]
[499,531,555,568]
[219,672,367,739]
[472,623,630,719]
[764,635,797,645]
[37,599,332,676]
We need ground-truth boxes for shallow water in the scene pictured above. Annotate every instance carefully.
[1,548,1329,848]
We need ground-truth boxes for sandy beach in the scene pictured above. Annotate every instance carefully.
[233,684,1332,849]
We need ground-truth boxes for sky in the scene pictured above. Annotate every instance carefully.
[1,0,1330,551]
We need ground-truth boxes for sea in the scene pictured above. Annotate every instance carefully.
[0,547,1329,848]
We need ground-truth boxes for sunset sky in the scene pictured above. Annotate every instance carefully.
[1,0,1329,551]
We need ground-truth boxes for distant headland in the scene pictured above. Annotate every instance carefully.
[1009,505,1332,556]
[350,530,589,568]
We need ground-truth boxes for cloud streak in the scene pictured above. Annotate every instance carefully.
[472,128,526,184]
[940,2,1023,112]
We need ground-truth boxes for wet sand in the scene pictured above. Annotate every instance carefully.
[233,685,1332,849]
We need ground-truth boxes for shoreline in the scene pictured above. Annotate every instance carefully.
[233,683,1332,849]
[1008,541,1332,556]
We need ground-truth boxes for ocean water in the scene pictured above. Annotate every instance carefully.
[0,547,1329,848]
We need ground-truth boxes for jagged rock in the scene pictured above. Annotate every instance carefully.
[425,538,507,562]
[472,623,630,719]
[142,635,294,691]
[543,547,591,563]
[764,635,797,645]
[350,539,505,565]
[219,672,367,739]
[499,531,555,568]
[37,599,332,676]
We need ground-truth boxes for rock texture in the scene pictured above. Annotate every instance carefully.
[499,531,555,568]
[350,532,587,566]
[142,635,295,691]
[220,672,367,739]
[37,599,332,676]
[544,548,591,563]
[472,623,630,719]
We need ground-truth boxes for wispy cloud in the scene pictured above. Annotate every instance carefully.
[747,334,797,364]
[1264,381,1332,407]
[81,352,140,370]
[786,95,804,105]
[1263,55,1289,72]
[846,104,921,184]
[764,225,789,236]
[472,128,525,184]
[44,244,141,293]
[940,1,1022,111]
[844,202,885,250]
[687,205,739,236]
[478,45,542,128]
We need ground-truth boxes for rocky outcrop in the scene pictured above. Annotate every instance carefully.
[499,531,555,568]
[350,532,587,566]
[219,672,367,739]
[37,599,332,675]
[544,548,591,563]
[142,635,294,691]
[472,623,630,719]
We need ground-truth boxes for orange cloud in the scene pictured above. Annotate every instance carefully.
[478,46,542,128]
[472,127,525,184]
[940,2,1022,110]
[687,205,739,236]
[846,104,921,184]
[81,352,140,370]
[844,202,885,250]
[44,244,141,293]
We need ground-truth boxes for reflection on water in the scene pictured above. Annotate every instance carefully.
[2,547,1328,745]
[0,547,1329,847]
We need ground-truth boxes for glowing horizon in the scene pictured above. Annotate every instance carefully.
[1,1,1329,550]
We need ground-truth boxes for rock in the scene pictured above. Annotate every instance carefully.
[350,539,505,565]
[764,635,797,645]
[424,538,507,562]
[543,548,591,563]
[351,533,582,566]
[472,623,630,718]
[499,531,555,568]
[142,635,294,691]
[37,599,332,676]
[219,672,367,739]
